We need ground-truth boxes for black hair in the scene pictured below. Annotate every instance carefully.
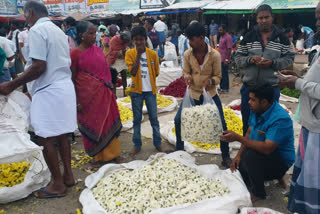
[219,24,227,30]
[110,67,118,85]
[131,26,147,40]
[157,16,161,20]
[256,4,272,16]
[64,16,77,26]
[185,22,205,39]
[24,0,48,16]
[0,28,6,37]
[250,85,275,104]
[76,21,93,44]
[52,20,62,28]
[145,18,155,27]
[120,32,131,42]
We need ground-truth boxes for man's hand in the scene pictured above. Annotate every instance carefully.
[230,155,241,173]
[184,76,192,86]
[0,82,13,96]
[250,56,262,64]
[223,60,230,66]
[203,79,214,91]
[279,76,298,89]
[280,70,299,77]
[220,130,240,142]
[256,59,272,68]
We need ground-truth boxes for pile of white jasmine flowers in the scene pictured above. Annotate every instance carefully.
[181,104,223,144]
[92,158,229,214]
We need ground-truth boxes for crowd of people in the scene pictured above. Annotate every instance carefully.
[0,1,319,213]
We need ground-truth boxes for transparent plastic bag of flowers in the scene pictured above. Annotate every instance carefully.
[181,88,223,144]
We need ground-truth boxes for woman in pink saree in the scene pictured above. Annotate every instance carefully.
[70,21,123,167]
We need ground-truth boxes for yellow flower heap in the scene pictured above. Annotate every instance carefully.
[122,94,173,107]
[0,161,31,187]
[223,107,243,135]
[117,103,133,123]
[172,127,220,150]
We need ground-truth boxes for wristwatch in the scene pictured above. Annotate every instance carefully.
[225,59,229,62]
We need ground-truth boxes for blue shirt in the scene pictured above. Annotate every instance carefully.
[248,102,295,167]
[301,26,313,36]
[209,23,218,36]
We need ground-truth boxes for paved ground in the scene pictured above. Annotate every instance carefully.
[0,68,304,214]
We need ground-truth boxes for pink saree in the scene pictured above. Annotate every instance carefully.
[74,45,122,157]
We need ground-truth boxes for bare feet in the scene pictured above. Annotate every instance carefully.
[129,147,141,156]
[250,192,263,203]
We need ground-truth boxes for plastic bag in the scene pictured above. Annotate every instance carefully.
[181,88,222,144]
[181,86,195,109]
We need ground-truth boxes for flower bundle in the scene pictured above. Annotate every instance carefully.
[122,94,173,108]
[0,162,31,187]
[223,107,243,135]
[181,104,222,144]
[117,103,133,123]
[159,77,186,98]
[172,127,220,150]
[93,158,229,214]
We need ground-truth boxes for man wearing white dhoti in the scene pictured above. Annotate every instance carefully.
[0,1,77,198]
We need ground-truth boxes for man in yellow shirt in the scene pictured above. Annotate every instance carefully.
[174,22,231,167]
[125,26,164,156]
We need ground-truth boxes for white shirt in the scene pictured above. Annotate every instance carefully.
[140,52,152,92]
[147,37,153,50]
[0,37,15,69]
[154,20,167,32]
[18,30,28,45]
[10,29,20,42]
[26,17,72,95]
[178,34,186,56]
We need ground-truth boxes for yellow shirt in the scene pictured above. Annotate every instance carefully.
[183,45,222,100]
[125,47,159,95]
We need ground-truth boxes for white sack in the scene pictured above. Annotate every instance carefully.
[80,151,252,214]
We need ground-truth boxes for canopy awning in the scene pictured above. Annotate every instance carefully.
[261,0,318,10]
[163,1,211,10]
[259,0,317,13]
[146,9,198,16]
[203,0,264,14]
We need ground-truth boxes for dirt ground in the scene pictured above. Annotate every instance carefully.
[0,67,303,214]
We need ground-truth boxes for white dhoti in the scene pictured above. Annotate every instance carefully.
[112,59,128,72]
[30,79,77,138]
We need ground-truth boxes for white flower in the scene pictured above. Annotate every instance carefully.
[181,104,223,143]
[93,158,229,214]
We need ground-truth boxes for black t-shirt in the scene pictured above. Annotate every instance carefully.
[147,30,160,49]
